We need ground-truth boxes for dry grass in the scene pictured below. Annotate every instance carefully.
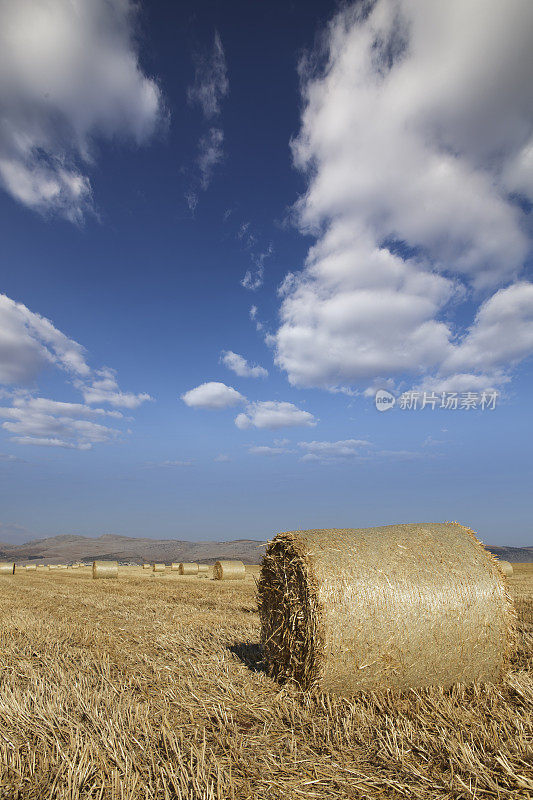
[0,565,531,799]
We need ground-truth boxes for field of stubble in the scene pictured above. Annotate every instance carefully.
[0,564,531,800]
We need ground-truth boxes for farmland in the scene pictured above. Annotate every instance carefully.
[0,564,531,799]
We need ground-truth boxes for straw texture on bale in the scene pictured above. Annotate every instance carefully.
[213,560,245,580]
[92,561,118,579]
[178,562,199,575]
[25,565,37,571]
[497,560,514,577]
[257,523,516,696]
[0,562,15,574]
[152,563,165,573]
[198,564,209,575]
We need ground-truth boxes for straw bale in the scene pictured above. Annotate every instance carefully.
[171,563,179,571]
[213,560,245,580]
[178,562,199,575]
[92,560,118,579]
[152,563,165,572]
[142,563,151,569]
[25,565,37,571]
[198,564,209,575]
[497,560,514,577]
[258,523,516,696]
[0,562,15,574]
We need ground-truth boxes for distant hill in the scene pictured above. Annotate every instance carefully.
[0,533,267,564]
[0,533,530,565]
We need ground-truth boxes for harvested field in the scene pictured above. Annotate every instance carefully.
[0,565,531,799]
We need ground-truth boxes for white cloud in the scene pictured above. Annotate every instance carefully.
[220,350,268,378]
[240,243,273,292]
[181,381,245,410]
[248,445,291,456]
[187,31,228,118]
[0,0,164,221]
[0,397,122,450]
[0,294,152,449]
[0,293,90,384]
[298,438,371,462]
[274,1,533,394]
[80,368,152,409]
[147,460,194,468]
[198,127,224,189]
[214,453,230,462]
[235,401,316,430]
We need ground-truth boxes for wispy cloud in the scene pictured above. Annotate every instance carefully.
[236,401,316,430]
[298,439,371,463]
[186,31,228,209]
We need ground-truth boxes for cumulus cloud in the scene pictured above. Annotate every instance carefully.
[274,0,533,394]
[220,350,268,378]
[0,294,152,449]
[80,368,152,409]
[181,381,245,409]
[187,31,228,118]
[0,396,123,450]
[0,0,164,221]
[235,401,316,430]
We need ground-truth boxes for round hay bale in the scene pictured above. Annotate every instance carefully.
[171,563,179,571]
[92,560,118,579]
[152,563,165,573]
[142,563,151,570]
[25,564,37,571]
[213,560,245,580]
[0,562,15,574]
[497,559,514,577]
[178,562,199,575]
[258,523,516,696]
[198,564,209,575]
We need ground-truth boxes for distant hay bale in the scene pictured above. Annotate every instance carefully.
[171,563,179,571]
[0,562,15,575]
[152,563,165,573]
[25,565,37,571]
[48,565,56,570]
[497,560,514,577]
[213,560,245,580]
[178,562,199,575]
[257,523,516,696]
[198,564,209,575]
[142,563,151,570]
[92,560,118,579]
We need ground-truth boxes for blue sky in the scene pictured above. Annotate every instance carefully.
[0,0,532,546]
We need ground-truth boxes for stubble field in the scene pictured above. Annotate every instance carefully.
[0,564,531,800]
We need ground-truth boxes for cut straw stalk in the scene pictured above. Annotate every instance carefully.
[257,523,516,696]
[178,563,198,575]
[92,561,118,579]
[213,560,245,580]
[0,563,15,574]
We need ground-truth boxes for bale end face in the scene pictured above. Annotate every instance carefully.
[497,559,514,577]
[258,524,516,697]
[92,560,118,579]
[213,560,246,580]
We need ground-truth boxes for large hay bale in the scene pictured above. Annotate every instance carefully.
[171,563,179,571]
[0,562,15,574]
[178,562,199,575]
[213,560,245,580]
[152,563,165,573]
[258,523,515,696]
[25,565,37,571]
[142,563,151,570]
[92,560,118,579]
[198,564,209,575]
[497,559,514,577]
